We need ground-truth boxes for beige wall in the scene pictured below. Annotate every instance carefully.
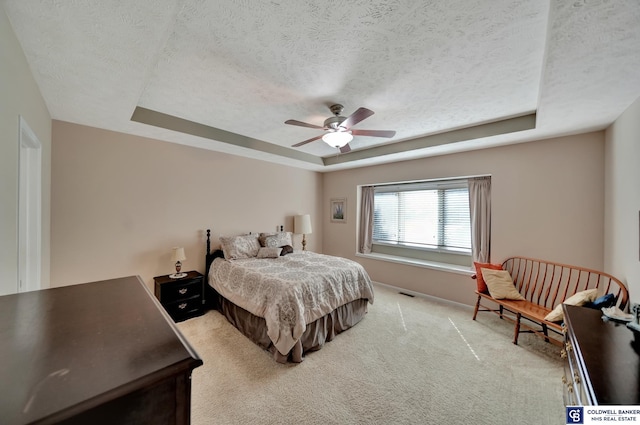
[51,121,322,289]
[51,121,608,306]
[605,96,640,300]
[323,133,606,305]
[0,9,52,295]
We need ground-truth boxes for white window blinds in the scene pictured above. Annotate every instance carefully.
[372,181,471,252]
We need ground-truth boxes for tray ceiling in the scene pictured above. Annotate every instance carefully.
[3,0,640,171]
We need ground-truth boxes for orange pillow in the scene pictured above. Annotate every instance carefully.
[473,262,503,293]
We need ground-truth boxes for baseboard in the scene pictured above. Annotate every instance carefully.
[371,280,473,310]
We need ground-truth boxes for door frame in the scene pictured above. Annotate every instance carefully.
[18,115,42,292]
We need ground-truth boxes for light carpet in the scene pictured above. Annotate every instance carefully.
[177,283,565,424]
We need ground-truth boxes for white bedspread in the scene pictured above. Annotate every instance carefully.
[208,251,374,355]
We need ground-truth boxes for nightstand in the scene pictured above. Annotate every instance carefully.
[154,271,204,322]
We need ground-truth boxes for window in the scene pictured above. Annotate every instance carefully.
[371,179,471,266]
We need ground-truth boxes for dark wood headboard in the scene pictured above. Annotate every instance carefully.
[205,229,224,278]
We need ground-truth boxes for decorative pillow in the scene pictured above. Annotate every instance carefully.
[257,247,282,258]
[584,293,617,310]
[280,245,294,256]
[481,269,525,300]
[258,232,275,246]
[219,234,260,260]
[544,288,599,322]
[473,262,503,293]
[259,232,292,248]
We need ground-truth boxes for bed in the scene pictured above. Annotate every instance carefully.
[205,230,374,363]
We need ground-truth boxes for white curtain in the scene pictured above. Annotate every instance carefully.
[359,186,375,253]
[468,177,491,263]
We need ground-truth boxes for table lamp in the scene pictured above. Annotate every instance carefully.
[294,214,312,251]
[170,247,187,279]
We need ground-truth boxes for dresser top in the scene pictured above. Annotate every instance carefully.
[0,276,202,424]
[564,304,640,405]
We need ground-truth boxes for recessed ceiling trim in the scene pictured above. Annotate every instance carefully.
[132,106,536,168]
[323,112,537,166]
[131,106,324,166]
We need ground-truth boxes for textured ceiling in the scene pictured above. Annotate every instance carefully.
[3,0,640,171]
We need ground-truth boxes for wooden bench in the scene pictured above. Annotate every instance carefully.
[472,256,629,346]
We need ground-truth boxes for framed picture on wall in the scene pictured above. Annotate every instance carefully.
[330,198,346,223]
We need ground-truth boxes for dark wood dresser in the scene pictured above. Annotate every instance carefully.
[0,276,203,425]
[562,304,640,405]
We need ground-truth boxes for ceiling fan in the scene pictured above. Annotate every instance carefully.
[285,104,396,153]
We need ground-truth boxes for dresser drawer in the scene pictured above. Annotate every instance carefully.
[158,279,202,304]
[562,330,588,405]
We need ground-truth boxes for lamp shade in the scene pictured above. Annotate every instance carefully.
[171,247,186,262]
[322,131,352,148]
[294,214,312,234]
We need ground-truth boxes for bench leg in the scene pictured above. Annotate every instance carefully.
[513,313,522,345]
[472,295,481,320]
[499,305,504,319]
[542,323,550,343]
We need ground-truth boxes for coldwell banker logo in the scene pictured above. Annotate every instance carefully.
[566,407,584,424]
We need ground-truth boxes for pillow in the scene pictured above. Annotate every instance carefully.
[473,262,503,293]
[219,234,260,260]
[259,232,292,248]
[544,288,599,323]
[258,232,275,246]
[280,245,293,256]
[584,293,617,310]
[256,247,282,258]
[481,269,525,300]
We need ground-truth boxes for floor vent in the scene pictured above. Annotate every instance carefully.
[399,292,415,297]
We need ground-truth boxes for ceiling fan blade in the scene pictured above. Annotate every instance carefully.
[338,107,374,130]
[339,144,352,154]
[351,129,396,138]
[292,134,324,147]
[285,119,325,130]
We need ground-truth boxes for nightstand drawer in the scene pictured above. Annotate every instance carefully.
[164,295,202,320]
[159,279,202,304]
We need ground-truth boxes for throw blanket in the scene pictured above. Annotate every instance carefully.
[208,251,374,355]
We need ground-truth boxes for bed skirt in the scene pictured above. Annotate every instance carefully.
[217,294,369,363]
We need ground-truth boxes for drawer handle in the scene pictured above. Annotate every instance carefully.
[178,303,187,310]
[179,288,188,295]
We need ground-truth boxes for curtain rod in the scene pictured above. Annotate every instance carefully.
[363,174,491,189]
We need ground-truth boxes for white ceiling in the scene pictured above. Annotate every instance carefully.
[3,0,640,172]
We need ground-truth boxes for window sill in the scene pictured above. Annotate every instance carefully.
[355,252,474,276]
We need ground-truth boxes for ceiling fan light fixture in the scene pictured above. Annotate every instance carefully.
[322,131,353,148]
[287,104,394,150]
